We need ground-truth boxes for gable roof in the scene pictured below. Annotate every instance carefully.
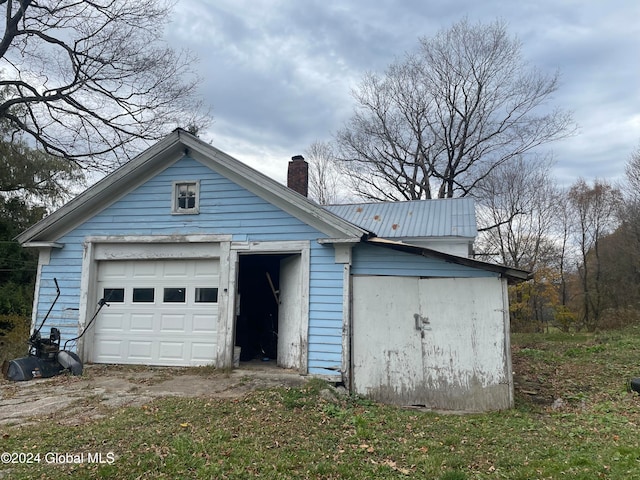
[17,129,371,244]
[325,198,477,239]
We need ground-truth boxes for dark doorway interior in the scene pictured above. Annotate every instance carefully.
[235,254,289,362]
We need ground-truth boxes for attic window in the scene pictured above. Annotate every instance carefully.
[172,181,199,214]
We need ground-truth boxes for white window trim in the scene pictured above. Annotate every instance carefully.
[171,180,200,214]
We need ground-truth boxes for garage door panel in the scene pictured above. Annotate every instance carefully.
[194,260,219,276]
[130,314,154,332]
[192,314,217,333]
[162,261,188,277]
[160,314,188,332]
[352,276,423,404]
[158,342,185,361]
[94,339,122,358]
[191,342,217,361]
[98,313,125,331]
[131,262,158,278]
[128,341,153,361]
[94,258,219,366]
[100,262,127,279]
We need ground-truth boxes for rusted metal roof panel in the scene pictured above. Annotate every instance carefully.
[325,198,477,239]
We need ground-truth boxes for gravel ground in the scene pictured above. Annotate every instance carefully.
[0,362,306,427]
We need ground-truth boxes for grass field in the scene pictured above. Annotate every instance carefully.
[2,326,640,479]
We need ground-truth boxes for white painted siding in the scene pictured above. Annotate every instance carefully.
[352,276,512,411]
[277,255,302,369]
[399,238,471,257]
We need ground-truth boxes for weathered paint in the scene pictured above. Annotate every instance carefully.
[352,275,513,412]
[31,156,344,373]
[325,198,477,239]
[352,242,498,278]
[25,141,519,405]
[277,254,302,369]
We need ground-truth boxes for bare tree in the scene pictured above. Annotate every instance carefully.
[475,156,569,330]
[615,144,640,251]
[600,144,640,323]
[567,179,622,330]
[336,19,575,201]
[554,191,574,308]
[304,141,342,205]
[475,155,560,270]
[623,144,640,200]
[619,144,640,240]
[0,0,208,169]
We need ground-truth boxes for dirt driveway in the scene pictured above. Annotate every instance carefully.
[0,362,307,428]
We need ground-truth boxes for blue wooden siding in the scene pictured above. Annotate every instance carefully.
[306,245,343,371]
[352,243,498,278]
[34,156,342,373]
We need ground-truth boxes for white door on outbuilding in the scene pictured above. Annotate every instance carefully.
[352,275,511,410]
[92,259,219,366]
[277,254,302,369]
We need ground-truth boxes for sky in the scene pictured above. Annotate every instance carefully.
[166,0,640,189]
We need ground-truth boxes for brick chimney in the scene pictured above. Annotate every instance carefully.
[287,155,308,197]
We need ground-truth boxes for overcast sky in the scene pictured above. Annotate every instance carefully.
[167,0,640,188]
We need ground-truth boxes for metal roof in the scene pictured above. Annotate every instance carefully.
[324,198,477,239]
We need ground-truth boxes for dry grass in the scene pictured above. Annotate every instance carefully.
[2,326,640,479]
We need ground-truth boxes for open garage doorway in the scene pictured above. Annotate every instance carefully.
[235,253,304,370]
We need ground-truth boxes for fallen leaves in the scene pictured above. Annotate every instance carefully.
[369,458,414,475]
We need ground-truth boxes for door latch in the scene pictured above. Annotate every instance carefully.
[414,313,431,331]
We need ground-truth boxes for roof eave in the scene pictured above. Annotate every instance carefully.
[179,133,370,240]
[21,241,64,249]
[17,129,370,244]
[366,237,532,283]
[17,131,185,245]
[317,237,364,244]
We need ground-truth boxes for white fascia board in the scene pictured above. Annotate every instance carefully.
[17,129,370,244]
[181,134,370,240]
[17,131,185,244]
[399,235,475,243]
[317,237,362,244]
[21,242,64,249]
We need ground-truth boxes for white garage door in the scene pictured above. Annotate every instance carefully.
[92,259,219,366]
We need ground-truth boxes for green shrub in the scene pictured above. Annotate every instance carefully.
[0,281,34,315]
[0,314,30,364]
[553,305,579,332]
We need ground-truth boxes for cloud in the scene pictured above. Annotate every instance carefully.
[167,0,640,188]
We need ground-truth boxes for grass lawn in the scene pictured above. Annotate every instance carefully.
[2,326,640,479]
